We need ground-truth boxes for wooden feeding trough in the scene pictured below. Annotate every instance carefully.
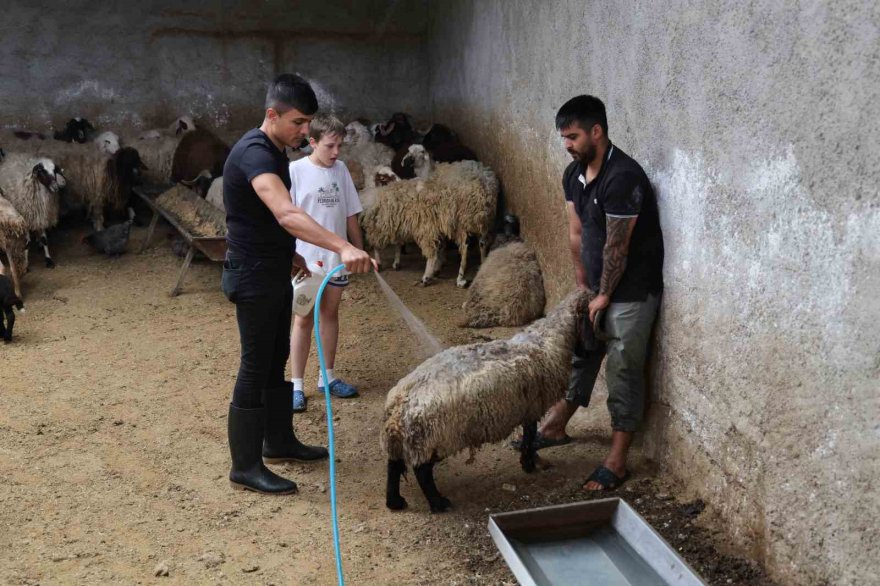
[133,184,227,296]
[488,498,706,586]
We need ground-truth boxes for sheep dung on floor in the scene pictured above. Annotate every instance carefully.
[459,240,546,328]
[380,289,592,513]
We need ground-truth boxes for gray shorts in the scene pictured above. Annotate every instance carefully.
[565,294,660,432]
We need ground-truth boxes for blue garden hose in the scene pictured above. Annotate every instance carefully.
[313,264,346,586]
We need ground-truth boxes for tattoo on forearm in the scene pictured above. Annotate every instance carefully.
[600,217,634,296]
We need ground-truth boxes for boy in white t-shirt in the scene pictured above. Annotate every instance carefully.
[288,114,365,411]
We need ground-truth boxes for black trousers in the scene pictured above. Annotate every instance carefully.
[221,253,292,409]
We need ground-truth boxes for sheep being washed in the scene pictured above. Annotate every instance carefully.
[360,145,498,288]
[381,289,593,512]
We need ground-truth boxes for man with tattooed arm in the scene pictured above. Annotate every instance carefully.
[515,95,664,491]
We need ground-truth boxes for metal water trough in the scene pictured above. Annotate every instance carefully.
[489,498,706,586]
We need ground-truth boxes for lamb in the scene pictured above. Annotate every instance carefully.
[0,194,29,300]
[0,267,25,343]
[360,146,498,287]
[381,289,592,512]
[458,241,546,328]
[0,153,67,268]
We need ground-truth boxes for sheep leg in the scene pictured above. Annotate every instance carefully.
[385,459,408,511]
[456,238,469,288]
[38,232,55,269]
[414,461,451,513]
[372,248,383,271]
[6,251,23,300]
[0,309,7,342]
[2,307,14,342]
[519,420,538,473]
[392,246,402,271]
[479,234,491,263]
[418,255,439,287]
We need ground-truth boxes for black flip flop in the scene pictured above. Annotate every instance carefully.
[510,432,573,451]
[583,465,631,491]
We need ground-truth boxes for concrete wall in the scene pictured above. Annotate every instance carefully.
[428,1,879,584]
[0,0,429,132]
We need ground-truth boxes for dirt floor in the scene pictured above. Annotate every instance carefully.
[1,221,776,585]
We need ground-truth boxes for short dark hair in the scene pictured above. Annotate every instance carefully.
[265,74,318,115]
[309,113,345,142]
[555,95,608,136]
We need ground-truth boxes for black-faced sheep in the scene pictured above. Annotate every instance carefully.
[458,240,546,328]
[0,194,28,300]
[53,118,95,144]
[28,142,146,230]
[360,146,498,288]
[421,123,478,164]
[375,112,418,152]
[0,267,24,343]
[0,153,67,268]
[381,289,592,512]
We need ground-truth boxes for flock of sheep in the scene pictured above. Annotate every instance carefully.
[0,111,586,515]
[0,116,229,300]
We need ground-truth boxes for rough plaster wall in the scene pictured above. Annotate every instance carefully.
[0,0,429,132]
[428,1,880,584]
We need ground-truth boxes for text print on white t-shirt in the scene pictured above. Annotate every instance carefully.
[315,183,341,208]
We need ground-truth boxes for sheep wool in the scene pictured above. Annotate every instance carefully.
[459,241,546,328]
[381,289,589,467]
[360,159,498,287]
[0,194,29,297]
[0,152,61,233]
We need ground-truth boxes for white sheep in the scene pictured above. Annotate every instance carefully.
[458,241,546,328]
[25,142,147,231]
[94,131,121,155]
[360,147,498,287]
[0,153,66,268]
[381,289,592,512]
[205,176,224,213]
[129,135,178,184]
[340,121,394,189]
[0,193,29,300]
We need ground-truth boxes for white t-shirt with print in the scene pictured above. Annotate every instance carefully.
[289,157,363,275]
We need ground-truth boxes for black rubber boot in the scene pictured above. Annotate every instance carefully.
[228,403,297,494]
[262,385,329,464]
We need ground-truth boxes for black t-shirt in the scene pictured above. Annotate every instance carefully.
[223,129,295,259]
[563,144,664,301]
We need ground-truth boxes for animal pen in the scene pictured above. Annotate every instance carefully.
[1,2,876,586]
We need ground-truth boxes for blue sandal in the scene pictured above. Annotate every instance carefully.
[319,379,359,399]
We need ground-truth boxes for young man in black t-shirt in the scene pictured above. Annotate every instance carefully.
[221,74,375,495]
[517,96,663,492]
